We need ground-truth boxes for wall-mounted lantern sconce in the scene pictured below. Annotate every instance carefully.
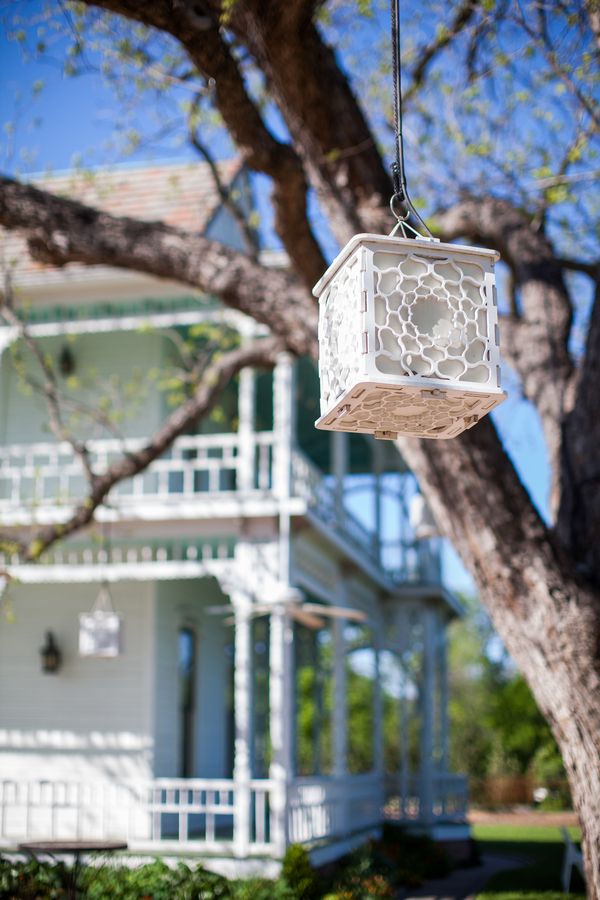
[40,630,62,674]
[58,345,76,377]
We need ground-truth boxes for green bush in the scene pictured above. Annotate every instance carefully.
[0,856,70,899]
[0,857,235,900]
[82,860,233,899]
[281,844,320,899]
[232,876,296,899]
[1,831,452,899]
[330,828,451,896]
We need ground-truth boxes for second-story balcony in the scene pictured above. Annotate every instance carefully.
[0,431,440,586]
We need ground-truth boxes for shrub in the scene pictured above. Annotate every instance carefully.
[0,856,69,899]
[232,876,296,899]
[281,844,319,899]
[82,860,234,899]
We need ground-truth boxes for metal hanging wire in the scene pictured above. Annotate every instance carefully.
[390,0,435,240]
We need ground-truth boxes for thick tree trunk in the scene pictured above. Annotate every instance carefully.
[400,420,600,893]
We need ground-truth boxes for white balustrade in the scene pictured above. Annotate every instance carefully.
[0,778,274,854]
[287,776,381,845]
[0,431,440,584]
[384,772,468,823]
[0,772,466,855]
[0,432,275,512]
[291,453,379,562]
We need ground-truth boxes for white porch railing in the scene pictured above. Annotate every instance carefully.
[291,453,380,566]
[288,775,382,844]
[0,432,274,512]
[384,772,468,823]
[0,433,440,584]
[0,773,466,855]
[0,778,274,855]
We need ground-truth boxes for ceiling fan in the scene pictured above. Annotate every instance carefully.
[206,599,367,630]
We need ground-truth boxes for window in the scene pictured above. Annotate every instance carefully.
[178,627,197,778]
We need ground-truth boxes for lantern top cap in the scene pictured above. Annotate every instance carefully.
[312,233,500,298]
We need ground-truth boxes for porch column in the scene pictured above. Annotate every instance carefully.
[372,619,387,830]
[332,431,348,522]
[438,618,449,772]
[373,621,385,777]
[274,355,296,585]
[419,605,436,825]
[373,440,384,565]
[269,604,294,856]
[332,617,347,777]
[273,353,296,501]
[397,607,410,817]
[237,366,256,492]
[232,594,252,858]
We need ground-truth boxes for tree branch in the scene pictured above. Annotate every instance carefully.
[435,197,574,488]
[1,336,284,562]
[404,0,480,104]
[79,0,327,289]
[0,294,96,485]
[558,256,600,278]
[0,174,318,358]
[201,0,393,241]
[187,96,260,261]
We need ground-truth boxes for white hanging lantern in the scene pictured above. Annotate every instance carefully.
[79,583,122,658]
[314,233,505,440]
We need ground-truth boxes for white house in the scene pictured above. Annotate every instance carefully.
[0,161,468,873]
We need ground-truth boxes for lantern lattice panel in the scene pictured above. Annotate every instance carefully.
[315,234,506,440]
[318,248,363,407]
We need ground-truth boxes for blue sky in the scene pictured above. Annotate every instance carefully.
[0,2,553,595]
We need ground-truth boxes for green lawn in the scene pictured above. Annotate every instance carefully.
[473,824,585,900]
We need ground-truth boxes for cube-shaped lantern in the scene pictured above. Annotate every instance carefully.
[314,234,506,439]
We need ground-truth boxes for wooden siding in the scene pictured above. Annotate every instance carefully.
[0,581,154,782]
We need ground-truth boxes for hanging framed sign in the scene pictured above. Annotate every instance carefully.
[79,583,122,658]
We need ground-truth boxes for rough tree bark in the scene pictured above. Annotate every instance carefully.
[1,1,599,892]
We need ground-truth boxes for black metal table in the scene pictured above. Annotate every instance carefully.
[18,839,128,898]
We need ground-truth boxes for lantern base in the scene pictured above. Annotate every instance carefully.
[315,381,506,440]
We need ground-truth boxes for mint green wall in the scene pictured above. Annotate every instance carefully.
[1,331,169,445]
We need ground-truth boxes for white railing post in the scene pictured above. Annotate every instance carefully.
[232,595,252,858]
[237,367,256,492]
[269,605,294,856]
[273,354,295,500]
[332,431,348,523]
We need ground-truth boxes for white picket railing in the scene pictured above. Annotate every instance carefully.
[288,775,382,844]
[0,433,440,584]
[384,772,468,823]
[0,778,274,854]
[0,432,274,511]
[0,772,466,855]
[290,452,380,564]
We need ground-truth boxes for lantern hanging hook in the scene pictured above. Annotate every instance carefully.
[390,0,435,241]
[390,193,429,240]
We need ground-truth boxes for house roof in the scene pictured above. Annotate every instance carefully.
[1,159,243,290]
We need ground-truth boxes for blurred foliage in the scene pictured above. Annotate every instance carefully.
[0,831,451,898]
[448,597,566,795]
